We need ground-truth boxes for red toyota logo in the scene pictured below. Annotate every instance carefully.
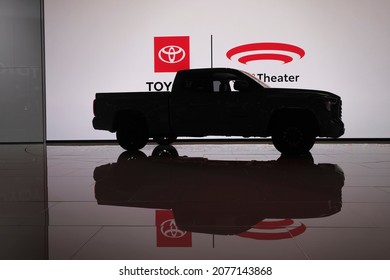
[158,46,186,64]
[154,36,190,72]
[227,42,305,64]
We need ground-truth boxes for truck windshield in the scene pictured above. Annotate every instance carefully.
[240,70,270,88]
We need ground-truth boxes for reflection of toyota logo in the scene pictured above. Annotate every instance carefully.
[158,45,186,64]
[160,219,187,238]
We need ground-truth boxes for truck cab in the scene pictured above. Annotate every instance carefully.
[170,68,268,137]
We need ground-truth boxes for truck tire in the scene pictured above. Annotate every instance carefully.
[116,121,148,150]
[151,145,179,157]
[153,136,177,145]
[117,151,147,162]
[272,119,316,155]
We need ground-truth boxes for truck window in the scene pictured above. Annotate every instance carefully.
[183,79,213,93]
[213,81,221,92]
[214,79,249,93]
[213,79,251,93]
[179,71,260,94]
[213,80,232,93]
[212,72,253,93]
[229,80,238,92]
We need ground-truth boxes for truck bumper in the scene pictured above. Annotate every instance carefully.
[93,117,115,132]
[319,118,345,138]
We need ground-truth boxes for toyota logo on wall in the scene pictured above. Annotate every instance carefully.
[154,36,190,72]
[158,46,186,64]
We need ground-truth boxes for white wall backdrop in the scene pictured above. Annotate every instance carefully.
[45,0,390,140]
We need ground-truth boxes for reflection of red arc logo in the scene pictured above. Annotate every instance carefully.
[226,42,305,64]
[238,219,306,240]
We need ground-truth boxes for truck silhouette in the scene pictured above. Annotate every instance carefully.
[93,68,344,155]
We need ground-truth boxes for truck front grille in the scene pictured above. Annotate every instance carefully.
[333,99,342,119]
[339,100,342,118]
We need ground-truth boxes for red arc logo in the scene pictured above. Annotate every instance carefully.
[226,42,305,64]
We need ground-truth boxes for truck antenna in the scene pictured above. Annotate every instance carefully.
[210,34,214,68]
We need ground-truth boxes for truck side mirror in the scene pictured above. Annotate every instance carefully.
[233,80,250,92]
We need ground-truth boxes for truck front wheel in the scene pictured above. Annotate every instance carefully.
[272,120,316,155]
[116,121,148,150]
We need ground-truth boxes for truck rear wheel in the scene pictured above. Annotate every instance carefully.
[116,121,148,150]
[272,119,316,155]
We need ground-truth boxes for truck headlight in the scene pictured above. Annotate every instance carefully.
[325,101,332,111]
[325,99,337,111]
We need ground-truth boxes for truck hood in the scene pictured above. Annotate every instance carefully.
[264,88,341,100]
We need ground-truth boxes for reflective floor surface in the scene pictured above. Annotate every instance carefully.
[1,142,390,259]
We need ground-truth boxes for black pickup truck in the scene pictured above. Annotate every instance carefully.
[93,68,344,155]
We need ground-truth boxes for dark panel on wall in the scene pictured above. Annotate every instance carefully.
[0,0,44,142]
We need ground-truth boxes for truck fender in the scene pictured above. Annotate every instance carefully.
[267,108,319,135]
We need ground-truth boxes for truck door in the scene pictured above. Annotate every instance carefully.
[216,78,265,136]
[170,78,223,136]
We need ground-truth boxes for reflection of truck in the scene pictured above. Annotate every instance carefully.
[93,68,344,155]
[94,147,345,235]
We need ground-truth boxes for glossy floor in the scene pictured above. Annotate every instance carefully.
[1,142,390,259]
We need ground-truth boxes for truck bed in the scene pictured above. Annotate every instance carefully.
[93,91,171,135]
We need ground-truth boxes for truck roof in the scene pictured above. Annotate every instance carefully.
[177,67,239,75]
